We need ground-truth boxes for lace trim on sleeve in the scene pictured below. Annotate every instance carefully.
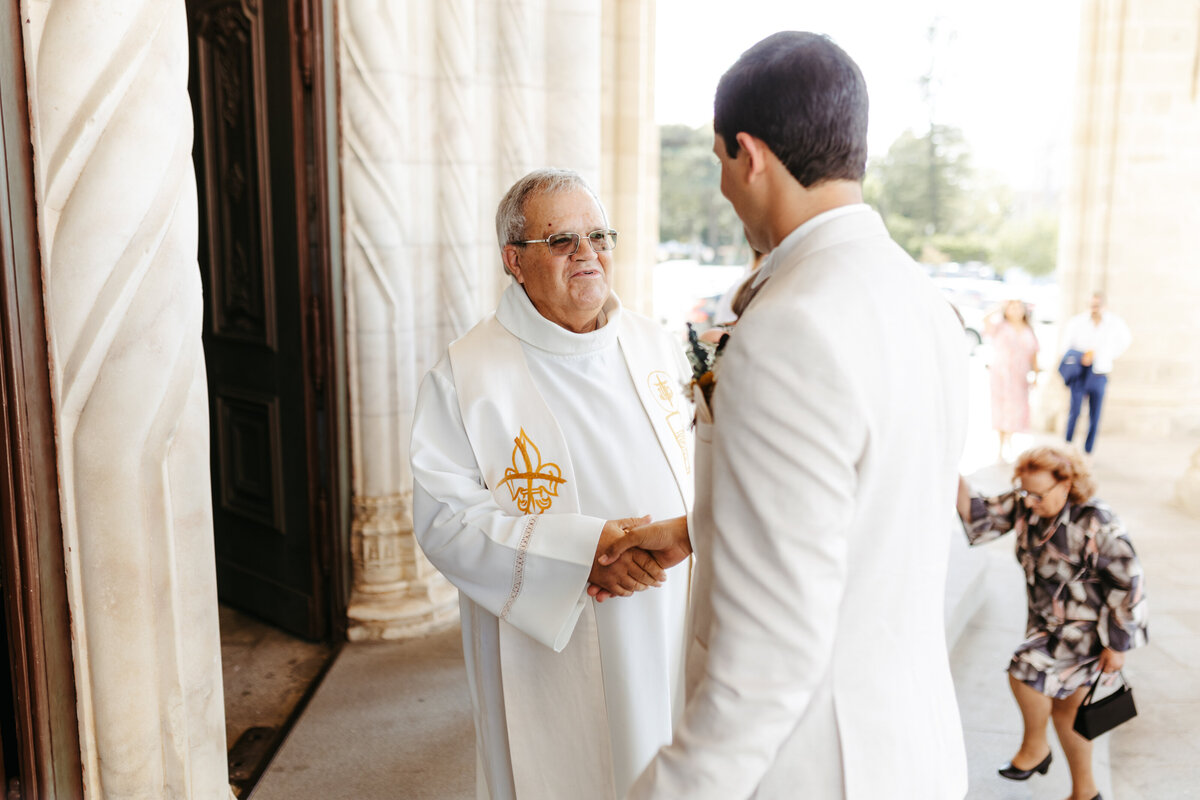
[500,516,538,620]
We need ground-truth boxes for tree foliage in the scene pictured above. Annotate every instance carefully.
[866,126,972,235]
[865,125,1058,276]
[658,124,746,262]
[992,212,1059,276]
[658,122,1059,277]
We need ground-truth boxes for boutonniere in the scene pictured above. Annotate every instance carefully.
[685,323,729,411]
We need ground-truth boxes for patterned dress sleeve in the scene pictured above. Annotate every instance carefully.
[963,489,1020,546]
[1083,504,1149,652]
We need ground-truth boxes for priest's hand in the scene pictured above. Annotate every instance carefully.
[598,514,692,571]
[587,517,664,602]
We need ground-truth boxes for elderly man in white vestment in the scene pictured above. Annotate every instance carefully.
[410,169,695,800]
[606,33,970,799]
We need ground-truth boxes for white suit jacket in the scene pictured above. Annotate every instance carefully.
[630,207,969,800]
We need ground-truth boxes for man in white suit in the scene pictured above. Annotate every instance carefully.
[607,32,970,799]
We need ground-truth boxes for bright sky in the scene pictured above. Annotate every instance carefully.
[655,0,1082,191]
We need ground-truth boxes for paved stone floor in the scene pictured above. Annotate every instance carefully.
[220,606,336,795]
[249,433,1198,799]
[251,625,474,800]
[1091,434,1200,800]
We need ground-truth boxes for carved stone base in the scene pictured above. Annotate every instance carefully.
[347,584,460,642]
[1176,447,1200,519]
[347,492,459,641]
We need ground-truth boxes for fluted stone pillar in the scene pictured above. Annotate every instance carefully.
[602,0,658,315]
[340,0,655,640]
[1057,0,1200,439]
[340,0,459,640]
[20,1,232,797]
[1178,447,1200,518]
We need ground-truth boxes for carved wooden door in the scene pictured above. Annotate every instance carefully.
[187,0,328,639]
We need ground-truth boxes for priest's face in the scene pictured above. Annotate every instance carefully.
[503,188,613,333]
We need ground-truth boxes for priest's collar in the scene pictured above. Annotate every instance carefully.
[496,282,623,355]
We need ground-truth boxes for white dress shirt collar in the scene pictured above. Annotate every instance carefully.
[750,203,873,289]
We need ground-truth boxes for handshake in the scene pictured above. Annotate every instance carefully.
[585,514,692,602]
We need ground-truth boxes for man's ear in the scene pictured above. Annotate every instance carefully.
[502,245,525,283]
[735,132,772,182]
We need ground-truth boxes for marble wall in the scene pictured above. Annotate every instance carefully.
[20,0,231,796]
[340,0,658,639]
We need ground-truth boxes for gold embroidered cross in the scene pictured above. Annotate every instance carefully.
[496,428,566,515]
[649,371,675,409]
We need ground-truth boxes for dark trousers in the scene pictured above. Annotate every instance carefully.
[1066,370,1108,453]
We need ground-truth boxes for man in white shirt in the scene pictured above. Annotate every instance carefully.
[606,32,970,799]
[409,169,694,799]
[1062,291,1131,453]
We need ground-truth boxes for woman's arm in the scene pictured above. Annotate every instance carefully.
[956,476,973,522]
[957,477,1018,546]
[1096,648,1125,673]
[1087,506,1149,653]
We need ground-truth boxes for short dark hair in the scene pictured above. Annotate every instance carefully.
[714,32,868,187]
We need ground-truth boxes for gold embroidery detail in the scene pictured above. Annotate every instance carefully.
[496,428,567,514]
[648,370,677,411]
[647,371,692,475]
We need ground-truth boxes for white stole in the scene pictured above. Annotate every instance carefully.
[449,310,693,798]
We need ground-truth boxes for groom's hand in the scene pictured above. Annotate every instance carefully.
[599,514,692,570]
[588,517,664,601]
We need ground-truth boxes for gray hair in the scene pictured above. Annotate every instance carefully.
[494,168,606,262]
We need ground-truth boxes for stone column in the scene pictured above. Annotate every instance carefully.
[544,1,602,178]
[340,0,654,639]
[1178,447,1200,518]
[602,0,658,315]
[340,0,459,641]
[1056,0,1200,438]
[20,1,231,797]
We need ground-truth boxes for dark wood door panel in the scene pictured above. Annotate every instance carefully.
[189,0,325,639]
[215,390,285,533]
[193,1,276,348]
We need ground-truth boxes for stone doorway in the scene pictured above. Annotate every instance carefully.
[185,0,348,792]
[0,0,83,794]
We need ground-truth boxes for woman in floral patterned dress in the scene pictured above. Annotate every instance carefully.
[956,445,1147,800]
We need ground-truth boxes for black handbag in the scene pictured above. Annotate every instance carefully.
[1073,669,1137,740]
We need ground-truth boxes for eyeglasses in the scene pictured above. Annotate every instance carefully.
[1015,481,1064,504]
[511,229,618,256]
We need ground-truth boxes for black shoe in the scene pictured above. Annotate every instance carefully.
[997,751,1052,780]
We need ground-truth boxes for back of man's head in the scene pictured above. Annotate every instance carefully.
[714,32,868,188]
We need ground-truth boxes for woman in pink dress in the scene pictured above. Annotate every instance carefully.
[987,300,1040,460]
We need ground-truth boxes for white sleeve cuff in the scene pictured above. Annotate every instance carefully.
[501,513,605,651]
